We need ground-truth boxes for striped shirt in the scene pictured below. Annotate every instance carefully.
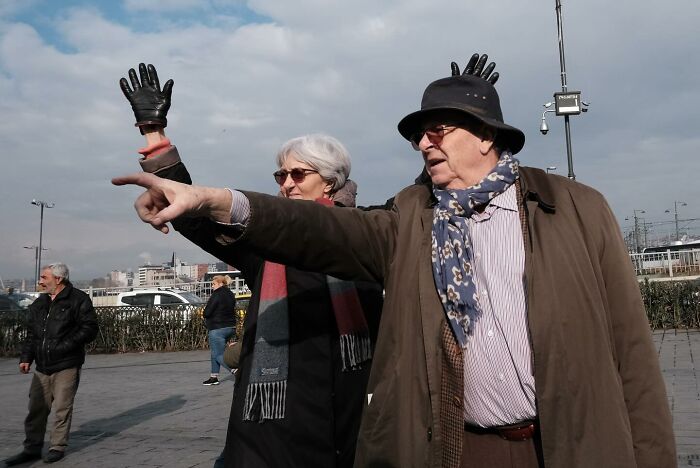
[461,184,536,427]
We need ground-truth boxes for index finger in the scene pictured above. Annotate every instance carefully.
[112,172,161,189]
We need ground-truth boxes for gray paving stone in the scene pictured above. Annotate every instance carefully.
[0,331,698,466]
[0,350,231,468]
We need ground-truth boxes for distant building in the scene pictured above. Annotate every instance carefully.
[136,265,165,286]
[209,261,234,272]
[196,264,209,281]
[109,270,132,287]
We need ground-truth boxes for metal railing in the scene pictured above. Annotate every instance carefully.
[629,248,700,278]
[1,302,248,357]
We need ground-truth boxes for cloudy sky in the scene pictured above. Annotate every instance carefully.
[0,0,698,281]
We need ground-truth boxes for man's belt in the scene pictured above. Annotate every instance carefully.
[463,420,538,441]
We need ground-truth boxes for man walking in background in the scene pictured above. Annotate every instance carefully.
[4,263,98,466]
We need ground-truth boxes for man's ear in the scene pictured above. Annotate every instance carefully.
[323,182,334,195]
[479,126,497,155]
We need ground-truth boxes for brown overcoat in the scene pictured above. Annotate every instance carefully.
[232,166,675,468]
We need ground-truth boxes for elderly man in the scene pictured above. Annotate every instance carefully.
[4,263,98,466]
[114,59,675,467]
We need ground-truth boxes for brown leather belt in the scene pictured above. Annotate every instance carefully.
[464,420,538,441]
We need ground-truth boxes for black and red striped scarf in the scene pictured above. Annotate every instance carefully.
[243,197,371,422]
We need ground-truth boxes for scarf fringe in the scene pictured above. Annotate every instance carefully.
[340,332,372,371]
[243,380,287,422]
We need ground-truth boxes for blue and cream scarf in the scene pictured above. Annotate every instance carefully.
[431,152,520,348]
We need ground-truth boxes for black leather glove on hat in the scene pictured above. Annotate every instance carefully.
[450,53,499,85]
[120,63,174,132]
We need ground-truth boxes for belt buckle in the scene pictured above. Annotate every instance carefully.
[497,423,535,441]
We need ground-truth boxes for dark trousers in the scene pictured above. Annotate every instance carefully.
[460,427,544,468]
[24,368,81,453]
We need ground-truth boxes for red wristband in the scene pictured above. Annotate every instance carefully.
[138,138,172,159]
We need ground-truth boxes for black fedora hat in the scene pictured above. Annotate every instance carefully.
[398,74,525,154]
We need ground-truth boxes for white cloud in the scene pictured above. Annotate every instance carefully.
[0,0,699,280]
[123,0,207,13]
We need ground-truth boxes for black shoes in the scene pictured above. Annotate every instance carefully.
[202,377,220,386]
[4,450,41,466]
[43,450,64,464]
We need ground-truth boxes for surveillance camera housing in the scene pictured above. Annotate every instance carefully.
[540,128,549,135]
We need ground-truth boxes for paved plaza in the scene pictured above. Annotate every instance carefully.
[0,329,698,467]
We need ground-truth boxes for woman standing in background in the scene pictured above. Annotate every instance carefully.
[202,275,237,386]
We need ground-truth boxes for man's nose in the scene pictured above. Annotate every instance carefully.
[418,133,434,151]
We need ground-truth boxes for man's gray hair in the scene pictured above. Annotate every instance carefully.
[276,134,351,192]
[43,263,70,282]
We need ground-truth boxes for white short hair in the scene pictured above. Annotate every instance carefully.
[276,134,351,192]
[43,263,70,282]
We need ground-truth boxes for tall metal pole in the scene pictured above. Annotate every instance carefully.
[675,202,680,242]
[38,204,45,281]
[555,0,576,180]
[633,209,645,253]
[31,200,54,285]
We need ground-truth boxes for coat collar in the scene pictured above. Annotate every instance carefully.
[518,166,556,213]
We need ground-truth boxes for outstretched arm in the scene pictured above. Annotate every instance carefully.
[111,174,396,283]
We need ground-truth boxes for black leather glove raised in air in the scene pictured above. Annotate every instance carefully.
[119,63,174,130]
[450,53,499,85]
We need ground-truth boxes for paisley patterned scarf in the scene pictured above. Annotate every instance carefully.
[431,152,519,348]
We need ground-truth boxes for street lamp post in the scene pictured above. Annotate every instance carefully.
[633,209,645,253]
[31,199,55,285]
[665,201,687,242]
[538,0,589,181]
[23,245,48,291]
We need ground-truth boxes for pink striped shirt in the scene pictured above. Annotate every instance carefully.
[460,184,536,427]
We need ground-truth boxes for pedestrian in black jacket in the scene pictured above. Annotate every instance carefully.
[202,275,237,386]
[5,263,98,466]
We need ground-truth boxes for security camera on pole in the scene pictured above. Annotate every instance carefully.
[538,0,590,180]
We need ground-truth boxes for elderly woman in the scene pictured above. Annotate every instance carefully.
[119,64,382,468]
[202,275,237,386]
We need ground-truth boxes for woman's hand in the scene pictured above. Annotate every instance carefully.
[112,173,233,233]
[119,63,174,131]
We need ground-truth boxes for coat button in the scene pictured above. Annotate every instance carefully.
[453,396,462,407]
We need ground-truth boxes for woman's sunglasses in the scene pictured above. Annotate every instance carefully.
[273,168,319,185]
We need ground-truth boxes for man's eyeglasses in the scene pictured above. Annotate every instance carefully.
[409,125,459,151]
[273,168,319,185]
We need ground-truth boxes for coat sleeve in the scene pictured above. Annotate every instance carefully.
[144,147,262,277]
[596,197,676,467]
[203,290,220,320]
[228,191,398,284]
